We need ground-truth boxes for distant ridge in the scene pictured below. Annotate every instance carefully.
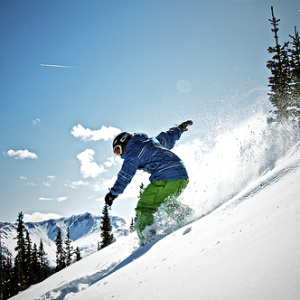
[0,212,129,267]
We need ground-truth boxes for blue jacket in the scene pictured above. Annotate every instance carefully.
[110,127,188,197]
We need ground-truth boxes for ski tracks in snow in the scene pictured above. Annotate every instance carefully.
[41,236,162,300]
[41,262,119,300]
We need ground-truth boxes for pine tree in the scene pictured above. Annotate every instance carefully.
[100,204,115,249]
[289,26,300,117]
[31,243,39,284]
[129,218,136,233]
[55,230,66,272]
[38,240,48,280]
[24,230,33,286]
[0,229,4,300]
[267,6,292,121]
[65,227,73,267]
[14,212,27,291]
[0,254,14,300]
[74,247,82,262]
[1,219,52,299]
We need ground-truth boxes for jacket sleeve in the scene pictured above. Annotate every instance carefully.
[110,158,139,197]
[156,127,182,150]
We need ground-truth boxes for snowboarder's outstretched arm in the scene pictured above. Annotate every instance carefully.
[105,158,138,205]
[156,120,193,150]
[110,156,139,197]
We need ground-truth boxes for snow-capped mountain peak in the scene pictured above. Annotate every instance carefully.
[0,212,129,267]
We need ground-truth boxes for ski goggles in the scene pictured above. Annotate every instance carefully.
[113,145,123,157]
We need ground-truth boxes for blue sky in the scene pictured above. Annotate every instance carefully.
[1,0,299,222]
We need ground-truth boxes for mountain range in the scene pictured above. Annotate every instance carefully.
[0,212,129,267]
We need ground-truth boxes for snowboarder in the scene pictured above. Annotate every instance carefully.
[105,120,193,244]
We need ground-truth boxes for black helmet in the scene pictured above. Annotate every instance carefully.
[112,132,132,156]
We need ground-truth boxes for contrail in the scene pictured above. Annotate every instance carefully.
[40,63,75,68]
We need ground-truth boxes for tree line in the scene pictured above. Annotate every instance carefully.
[55,227,82,273]
[0,212,52,299]
[267,6,300,122]
[0,206,116,300]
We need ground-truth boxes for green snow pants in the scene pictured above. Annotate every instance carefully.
[135,178,189,241]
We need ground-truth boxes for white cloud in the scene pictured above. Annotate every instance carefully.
[65,180,89,189]
[19,176,37,186]
[43,175,56,186]
[6,149,38,160]
[39,197,53,201]
[23,212,63,223]
[71,124,121,141]
[32,118,41,125]
[57,196,68,202]
[104,156,119,168]
[39,196,68,202]
[77,149,106,178]
[92,176,118,192]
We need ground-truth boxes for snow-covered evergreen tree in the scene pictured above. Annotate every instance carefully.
[289,26,300,117]
[55,230,66,272]
[24,230,33,286]
[38,240,49,280]
[74,247,82,262]
[267,6,292,121]
[14,212,27,291]
[100,205,115,249]
[65,227,73,266]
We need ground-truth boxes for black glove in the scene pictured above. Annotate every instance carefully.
[178,120,193,132]
[105,192,117,207]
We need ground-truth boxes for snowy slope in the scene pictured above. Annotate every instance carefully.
[1,213,128,267]
[10,118,300,300]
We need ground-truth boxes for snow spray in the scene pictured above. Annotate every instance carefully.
[151,112,300,235]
